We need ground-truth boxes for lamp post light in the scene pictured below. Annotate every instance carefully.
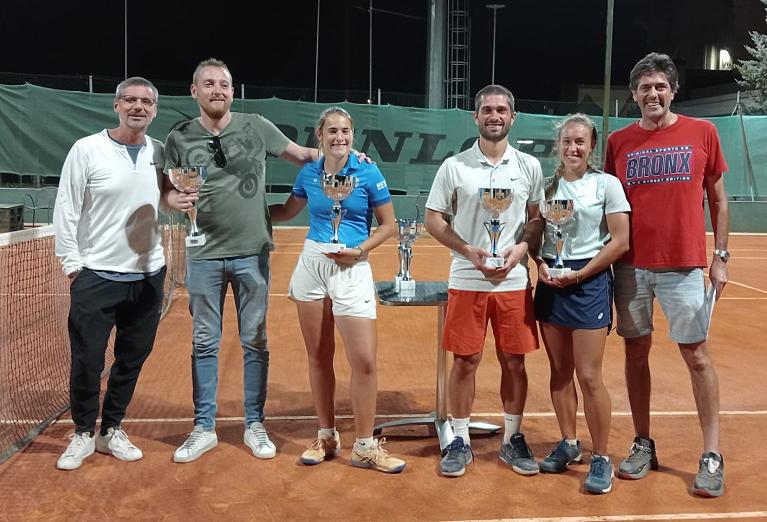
[486,3,505,85]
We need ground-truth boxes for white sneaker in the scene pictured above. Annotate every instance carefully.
[57,432,95,470]
[244,422,276,459]
[173,427,218,463]
[96,426,143,462]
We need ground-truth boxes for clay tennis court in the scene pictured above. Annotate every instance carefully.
[1,228,766,521]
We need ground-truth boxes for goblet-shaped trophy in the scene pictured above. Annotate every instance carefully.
[479,188,514,268]
[394,219,424,298]
[320,172,358,253]
[541,199,575,277]
[169,166,208,247]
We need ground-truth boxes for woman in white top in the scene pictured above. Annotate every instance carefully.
[534,113,630,494]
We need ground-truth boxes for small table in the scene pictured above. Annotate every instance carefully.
[374,281,500,451]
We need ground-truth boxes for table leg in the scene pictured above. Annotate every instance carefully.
[434,303,454,450]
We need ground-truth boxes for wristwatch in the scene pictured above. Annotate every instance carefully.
[713,249,730,262]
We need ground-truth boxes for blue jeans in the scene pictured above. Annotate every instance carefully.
[186,255,270,429]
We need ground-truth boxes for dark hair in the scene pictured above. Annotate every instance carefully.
[474,84,515,112]
[629,52,679,92]
[115,77,158,101]
[545,113,598,200]
[193,58,232,84]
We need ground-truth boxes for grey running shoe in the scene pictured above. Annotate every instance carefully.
[499,432,540,476]
[541,439,582,473]
[617,436,658,480]
[693,452,724,498]
[440,436,473,477]
[584,454,614,494]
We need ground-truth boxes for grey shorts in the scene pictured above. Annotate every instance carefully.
[613,263,708,344]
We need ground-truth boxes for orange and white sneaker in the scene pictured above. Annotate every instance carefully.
[351,438,406,474]
[301,431,341,465]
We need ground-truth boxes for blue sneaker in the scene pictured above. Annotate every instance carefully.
[584,454,614,494]
[499,432,539,476]
[440,436,473,477]
[541,439,582,473]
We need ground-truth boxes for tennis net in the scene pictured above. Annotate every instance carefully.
[0,215,186,463]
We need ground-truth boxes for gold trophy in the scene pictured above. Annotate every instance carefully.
[169,166,208,248]
[479,188,513,268]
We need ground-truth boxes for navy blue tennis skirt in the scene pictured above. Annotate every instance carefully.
[534,258,613,330]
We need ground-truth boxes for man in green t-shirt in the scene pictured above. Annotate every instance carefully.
[163,58,319,463]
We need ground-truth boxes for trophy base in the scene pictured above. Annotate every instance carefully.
[484,256,505,268]
[185,234,207,247]
[319,242,345,254]
[548,267,572,278]
[394,275,402,292]
[399,279,416,298]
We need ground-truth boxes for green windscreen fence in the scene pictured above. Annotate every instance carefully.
[1,84,764,199]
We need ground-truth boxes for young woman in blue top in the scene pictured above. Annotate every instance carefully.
[533,113,630,494]
[269,106,404,473]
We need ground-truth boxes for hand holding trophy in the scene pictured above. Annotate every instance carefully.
[541,199,575,277]
[169,166,208,247]
[478,188,514,268]
[319,172,358,253]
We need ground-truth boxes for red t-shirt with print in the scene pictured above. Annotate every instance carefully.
[604,115,727,269]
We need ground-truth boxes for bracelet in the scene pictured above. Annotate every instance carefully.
[575,271,580,285]
[353,246,364,260]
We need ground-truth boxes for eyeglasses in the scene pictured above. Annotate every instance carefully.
[208,136,227,168]
[118,95,157,107]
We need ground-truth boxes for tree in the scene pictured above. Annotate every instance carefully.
[735,0,767,113]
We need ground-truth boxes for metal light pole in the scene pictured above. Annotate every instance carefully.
[314,0,320,102]
[369,0,373,103]
[601,0,614,163]
[124,0,128,79]
[486,4,505,85]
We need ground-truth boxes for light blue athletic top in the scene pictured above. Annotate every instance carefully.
[292,154,391,247]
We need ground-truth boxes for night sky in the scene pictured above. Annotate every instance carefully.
[0,0,734,102]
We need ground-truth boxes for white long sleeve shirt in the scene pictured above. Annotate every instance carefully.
[54,130,165,276]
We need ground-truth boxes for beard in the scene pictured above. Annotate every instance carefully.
[201,98,232,120]
[478,121,510,142]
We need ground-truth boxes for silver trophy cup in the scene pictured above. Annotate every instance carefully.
[320,172,358,253]
[169,166,208,247]
[479,188,514,268]
[541,199,575,277]
[395,219,424,297]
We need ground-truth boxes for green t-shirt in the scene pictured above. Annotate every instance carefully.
[164,113,290,259]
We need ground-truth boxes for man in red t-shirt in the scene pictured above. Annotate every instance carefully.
[604,52,730,498]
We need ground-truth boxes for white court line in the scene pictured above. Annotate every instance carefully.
[37,409,767,426]
[449,512,767,522]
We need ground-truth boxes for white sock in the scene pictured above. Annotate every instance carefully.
[354,437,375,451]
[318,428,337,440]
[565,438,578,446]
[503,413,522,444]
[452,417,471,445]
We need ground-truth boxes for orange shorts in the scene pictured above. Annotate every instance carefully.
[442,288,539,356]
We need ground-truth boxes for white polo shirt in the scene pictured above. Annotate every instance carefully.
[541,170,631,261]
[426,140,544,292]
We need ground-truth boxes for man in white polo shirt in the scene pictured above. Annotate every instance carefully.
[425,84,544,478]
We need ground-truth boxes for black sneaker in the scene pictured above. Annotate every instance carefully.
[440,436,473,477]
[499,432,539,475]
[693,452,724,498]
[617,436,658,480]
[541,439,582,473]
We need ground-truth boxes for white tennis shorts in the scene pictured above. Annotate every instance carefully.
[288,239,377,319]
